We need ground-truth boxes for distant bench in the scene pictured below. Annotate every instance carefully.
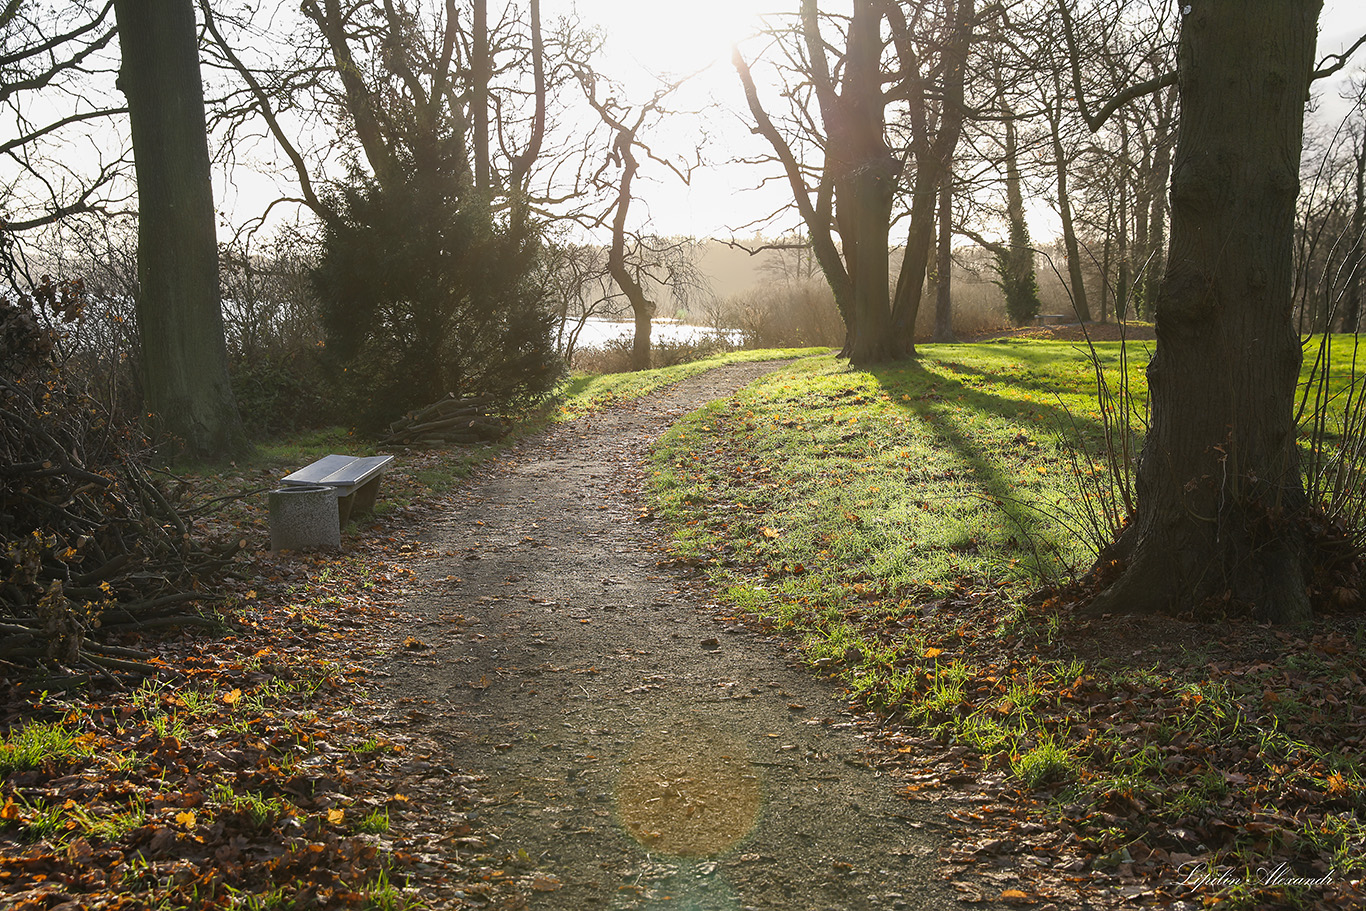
[281,454,395,527]
[1034,314,1070,326]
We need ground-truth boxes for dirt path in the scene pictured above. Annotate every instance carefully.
[378,362,987,910]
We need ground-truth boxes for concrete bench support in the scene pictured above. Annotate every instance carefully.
[268,485,341,552]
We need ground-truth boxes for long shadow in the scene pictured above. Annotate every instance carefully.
[866,357,1133,580]
[918,340,1154,405]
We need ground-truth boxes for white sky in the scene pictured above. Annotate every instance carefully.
[542,0,786,239]
[556,0,1366,241]
[120,0,1366,244]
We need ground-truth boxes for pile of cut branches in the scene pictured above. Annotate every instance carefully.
[381,393,509,446]
[1,284,241,681]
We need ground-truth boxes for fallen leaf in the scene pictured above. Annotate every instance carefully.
[530,874,562,892]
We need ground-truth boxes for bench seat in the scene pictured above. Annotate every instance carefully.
[282,454,394,526]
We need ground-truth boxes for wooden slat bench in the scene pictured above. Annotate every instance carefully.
[281,454,395,527]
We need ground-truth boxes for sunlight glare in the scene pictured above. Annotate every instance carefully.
[573,0,772,77]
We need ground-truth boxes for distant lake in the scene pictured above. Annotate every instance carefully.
[567,317,741,350]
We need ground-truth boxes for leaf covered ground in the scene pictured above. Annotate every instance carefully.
[0,455,517,909]
[0,347,828,911]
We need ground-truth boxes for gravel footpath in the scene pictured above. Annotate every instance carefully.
[379,361,997,911]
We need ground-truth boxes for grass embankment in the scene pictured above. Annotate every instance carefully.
[0,346,822,911]
[651,342,1365,909]
[555,346,830,419]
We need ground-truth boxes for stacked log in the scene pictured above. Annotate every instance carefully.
[382,394,510,447]
[2,290,242,681]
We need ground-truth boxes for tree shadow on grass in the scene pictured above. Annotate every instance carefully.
[865,358,1125,584]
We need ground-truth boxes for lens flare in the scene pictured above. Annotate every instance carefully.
[615,721,762,857]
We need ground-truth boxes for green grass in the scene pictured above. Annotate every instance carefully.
[652,336,1366,611]
[211,783,294,829]
[556,347,831,419]
[0,720,99,774]
[354,807,391,834]
[648,337,1366,900]
[652,345,1136,607]
[1011,734,1077,787]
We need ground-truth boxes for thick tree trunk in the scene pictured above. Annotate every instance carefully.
[837,0,897,365]
[933,174,956,342]
[114,0,246,460]
[630,301,653,371]
[1089,0,1319,625]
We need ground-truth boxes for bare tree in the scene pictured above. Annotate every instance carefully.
[732,0,985,361]
[0,2,129,241]
[572,61,700,370]
[198,0,565,228]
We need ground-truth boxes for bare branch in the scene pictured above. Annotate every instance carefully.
[1056,0,1175,133]
[1313,32,1366,82]
[197,0,331,222]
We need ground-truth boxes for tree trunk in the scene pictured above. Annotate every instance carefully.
[733,36,854,347]
[933,172,956,342]
[1142,91,1175,317]
[605,129,652,372]
[301,0,399,187]
[472,0,491,194]
[891,181,937,354]
[837,0,897,365]
[1116,127,1131,321]
[1048,86,1092,322]
[1133,130,1150,316]
[1001,100,1040,320]
[1144,136,1171,316]
[114,0,246,460]
[889,0,973,354]
[1089,0,1319,625]
[1345,140,1364,333]
[1099,208,1112,324]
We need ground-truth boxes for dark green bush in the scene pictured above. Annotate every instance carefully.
[312,170,561,433]
[229,348,332,438]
